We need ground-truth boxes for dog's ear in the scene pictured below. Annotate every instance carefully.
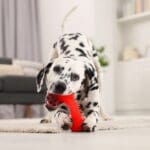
[36,61,53,92]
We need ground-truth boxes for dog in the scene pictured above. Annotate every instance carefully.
[36,33,110,132]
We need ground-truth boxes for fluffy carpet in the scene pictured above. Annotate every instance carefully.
[0,116,150,133]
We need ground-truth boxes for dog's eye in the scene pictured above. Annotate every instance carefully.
[71,73,80,81]
[53,65,64,74]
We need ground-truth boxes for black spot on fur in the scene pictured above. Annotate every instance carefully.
[61,124,70,130]
[87,110,94,116]
[60,38,64,43]
[45,62,53,73]
[65,50,71,55]
[46,62,53,68]
[80,104,84,111]
[71,73,80,81]
[93,53,98,57]
[61,105,68,110]
[53,65,64,74]
[76,48,87,57]
[89,83,96,89]
[79,42,85,47]
[69,35,79,40]
[60,38,69,52]
[68,54,74,57]
[90,86,99,91]
[86,102,91,108]
[53,42,57,48]
[93,102,98,106]
[76,94,82,100]
[68,33,74,36]
[81,79,86,85]
[94,77,98,83]
[92,125,96,132]
[92,45,95,50]
[82,123,91,132]
[77,90,81,93]
[85,65,94,80]
[61,43,69,52]
[40,119,48,123]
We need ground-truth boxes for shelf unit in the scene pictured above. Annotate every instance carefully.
[116,57,150,112]
[117,11,150,24]
[118,58,150,66]
[116,1,150,113]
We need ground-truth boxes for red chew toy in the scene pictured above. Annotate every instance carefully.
[46,93,85,132]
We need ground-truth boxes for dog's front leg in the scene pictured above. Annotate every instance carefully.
[53,108,72,130]
[92,51,111,121]
[41,106,72,130]
[82,89,100,132]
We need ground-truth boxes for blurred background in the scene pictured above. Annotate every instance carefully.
[0,0,150,119]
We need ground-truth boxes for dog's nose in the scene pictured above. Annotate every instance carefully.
[54,81,66,94]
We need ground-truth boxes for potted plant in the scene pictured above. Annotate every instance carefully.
[96,46,109,68]
[93,45,110,91]
[95,46,110,69]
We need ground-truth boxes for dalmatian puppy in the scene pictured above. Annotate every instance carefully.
[36,33,110,132]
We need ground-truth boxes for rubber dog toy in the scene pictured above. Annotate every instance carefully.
[46,93,85,132]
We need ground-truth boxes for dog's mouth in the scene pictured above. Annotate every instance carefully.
[45,94,62,110]
[45,93,74,111]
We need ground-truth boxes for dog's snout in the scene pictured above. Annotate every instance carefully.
[54,81,66,94]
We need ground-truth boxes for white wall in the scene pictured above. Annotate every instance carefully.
[39,0,117,114]
[39,0,96,63]
[94,0,117,114]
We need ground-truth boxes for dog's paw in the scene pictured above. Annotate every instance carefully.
[61,122,72,130]
[82,123,96,132]
[55,112,72,130]
[40,112,54,124]
[82,115,97,132]
[61,117,72,131]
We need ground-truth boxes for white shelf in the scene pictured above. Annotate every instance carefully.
[118,58,150,64]
[117,11,150,24]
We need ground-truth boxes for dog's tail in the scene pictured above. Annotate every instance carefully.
[61,6,78,34]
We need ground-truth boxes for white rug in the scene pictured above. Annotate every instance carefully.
[0,116,150,133]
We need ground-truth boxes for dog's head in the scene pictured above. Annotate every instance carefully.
[36,57,87,95]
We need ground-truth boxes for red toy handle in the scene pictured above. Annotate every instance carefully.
[48,93,84,132]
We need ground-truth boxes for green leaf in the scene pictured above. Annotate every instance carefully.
[99,56,109,67]
[97,46,105,53]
